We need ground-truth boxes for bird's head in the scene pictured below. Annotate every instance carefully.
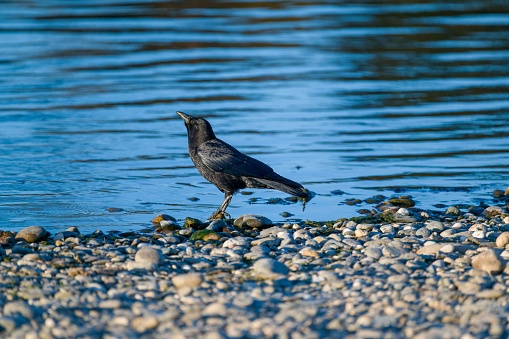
[177,111,216,145]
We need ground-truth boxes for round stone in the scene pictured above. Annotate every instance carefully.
[471,249,504,275]
[234,214,272,228]
[135,246,163,266]
[496,232,509,248]
[252,258,289,279]
[172,273,203,289]
[426,221,444,232]
[15,226,48,243]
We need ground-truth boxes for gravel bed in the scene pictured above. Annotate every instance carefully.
[1,196,509,338]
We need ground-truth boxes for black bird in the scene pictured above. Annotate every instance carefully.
[177,111,310,219]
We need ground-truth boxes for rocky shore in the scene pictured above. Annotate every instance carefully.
[1,193,509,339]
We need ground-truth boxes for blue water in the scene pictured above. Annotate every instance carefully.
[1,1,509,233]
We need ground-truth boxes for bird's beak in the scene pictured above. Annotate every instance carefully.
[176,111,192,124]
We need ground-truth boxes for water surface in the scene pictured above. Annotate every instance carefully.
[1,0,509,233]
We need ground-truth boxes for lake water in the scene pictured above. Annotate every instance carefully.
[1,0,509,233]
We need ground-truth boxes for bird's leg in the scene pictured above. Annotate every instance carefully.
[209,193,233,219]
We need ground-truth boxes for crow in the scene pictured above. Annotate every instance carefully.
[177,111,310,219]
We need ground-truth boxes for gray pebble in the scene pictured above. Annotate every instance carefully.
[426,221,444,232]
[234,214,272,228]
[365,247,382,260]
[252,258,289,279]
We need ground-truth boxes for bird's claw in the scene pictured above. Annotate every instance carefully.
[208,210,231,220]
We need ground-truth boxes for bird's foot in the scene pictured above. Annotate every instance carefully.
[208,210,231,220]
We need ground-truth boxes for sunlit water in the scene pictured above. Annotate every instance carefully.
[1,1,509,233]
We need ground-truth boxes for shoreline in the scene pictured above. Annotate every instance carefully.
[1,195,509,338]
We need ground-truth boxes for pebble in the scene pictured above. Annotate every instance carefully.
[252,258,289,279]
[15,226,48,243]
[3,202,509,338]
[426,221,444,232]
[471,249,504,275]
[496,232,509,247]
[234,214,272,228]
[300,247,320,258]
[127,246,164,270]
[172,273,203,289]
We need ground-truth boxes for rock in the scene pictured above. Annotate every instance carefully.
[151,214,176,226]
[496,232,509,248]
[476,289,504,299]
[382,245,407,258]
[157,220,181,231]
[380,225,395,234]
[206,219,227,232]
[252,258,289,279]
[300,247,320,258]
[426,221,444,232]
[3,300,36,319]
[172,273,203,289]
[493,190,505,198]
[223,237,251,249]
[483,206,504,218]
[416,227,430,238]
[128,246,164,270]
[446,206,460,215]
[234,214,272,228]
[0,231,15,246]
[131,316,158,333]
[364,247,382,260]
[439,244,455,254]
[184,217,202,229]
[190,230,220,241]
[471,249,504,275]
[15,226,48,243]
[417,243,444,255]
[472,231,485,239]
[389,196,415,207]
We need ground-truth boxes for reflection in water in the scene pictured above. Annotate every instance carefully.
[1,1,509,232]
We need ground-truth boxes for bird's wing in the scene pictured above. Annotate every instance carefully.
[196,139,274,178]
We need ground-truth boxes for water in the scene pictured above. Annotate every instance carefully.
[1,0,509,233]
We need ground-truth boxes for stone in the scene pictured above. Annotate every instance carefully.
[364,247,382,260]
[483,206,504,218]
[417,243,444,255]
[496,232,509,248]
[15,226,48,243]
[234,214,272,228]
[131,316,158,333]
[172,273,203,289]
[471,249,504,275]
[135,246,163,266]
[151,214,176,226]
[382,245,407,258]
[3,300,36,319]
[446,206,460,215]
[426,221,444,232]
[190,230,220,241]
[380,225,395,234]
[252,258,289,279]
[416,227,430,238]
[184,217,202,229]
[300,247,320,258]
[206,219,227,232]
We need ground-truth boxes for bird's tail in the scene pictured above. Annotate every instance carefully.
[255,177,310,199]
